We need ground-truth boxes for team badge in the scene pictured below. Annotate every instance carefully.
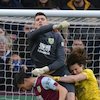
[48,38,54,44]
[37,86,41,93]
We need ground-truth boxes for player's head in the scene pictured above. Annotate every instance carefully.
[71,34,85,51]
[34,12,48,29]
[13,69,33,91]
[0,35,9,56]
[72,39,85,50]
[66,48,87,75]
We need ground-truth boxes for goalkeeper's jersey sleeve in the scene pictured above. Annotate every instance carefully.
[75,69,100,100]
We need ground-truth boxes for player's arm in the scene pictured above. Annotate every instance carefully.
[27,24,53,40]
[54,73,87,83]
[57,83,68,100]
[27,21,70,41]
[41,77,67,100]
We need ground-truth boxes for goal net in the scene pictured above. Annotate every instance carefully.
[0,10,100,100]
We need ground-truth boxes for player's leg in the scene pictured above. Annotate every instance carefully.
[51,65,75,100]
[67,92,75,100]
[59,82,75,100]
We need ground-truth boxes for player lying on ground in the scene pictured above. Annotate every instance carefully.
[53,48,100,100]
[13,68,68,100]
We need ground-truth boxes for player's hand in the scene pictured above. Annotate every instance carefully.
[31,66,49,76]
[31,68,44,76]
[53,21,70,30]
[58,21,70,29]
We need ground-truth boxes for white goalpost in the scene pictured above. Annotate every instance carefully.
[0,10,100,100]
[0,9,100,17]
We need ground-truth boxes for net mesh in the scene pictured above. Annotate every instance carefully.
[0,16,100,100]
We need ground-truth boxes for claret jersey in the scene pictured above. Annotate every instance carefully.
[33,76,59,100]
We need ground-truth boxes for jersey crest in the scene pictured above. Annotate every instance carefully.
[48,38,54,44]
[37,86,41,93]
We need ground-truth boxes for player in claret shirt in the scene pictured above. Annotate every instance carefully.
[13,69,68,100]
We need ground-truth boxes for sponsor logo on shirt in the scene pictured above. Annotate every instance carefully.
[38,42,51,55]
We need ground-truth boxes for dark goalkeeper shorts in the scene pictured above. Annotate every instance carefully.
[51,65,75,93]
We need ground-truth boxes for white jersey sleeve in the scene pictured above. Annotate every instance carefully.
[41,77,58,90]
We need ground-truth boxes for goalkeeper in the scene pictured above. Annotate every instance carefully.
[27,12,75,100]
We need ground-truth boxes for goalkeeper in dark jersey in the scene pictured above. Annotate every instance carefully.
[27,12,75,100]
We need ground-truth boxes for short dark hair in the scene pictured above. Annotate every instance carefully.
[13,68,29,88]
[34,12,47,19]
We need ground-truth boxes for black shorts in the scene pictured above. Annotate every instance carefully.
[51,65,75,92]
[59,82,75,92]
